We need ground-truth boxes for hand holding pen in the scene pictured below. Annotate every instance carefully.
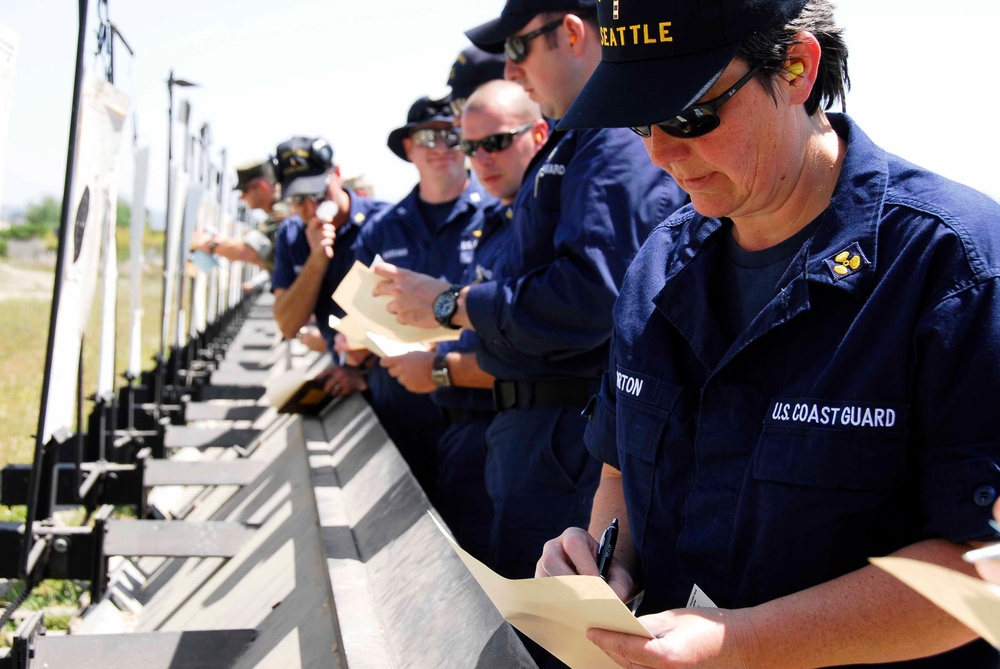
[536,522,634,602]
[597,518,619,582]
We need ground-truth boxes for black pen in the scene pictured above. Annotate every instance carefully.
[596,518,618,582]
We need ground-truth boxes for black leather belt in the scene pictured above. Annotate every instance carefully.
[441,406,497,425]
[492,379,595,412]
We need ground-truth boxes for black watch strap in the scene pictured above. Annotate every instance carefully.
[433,284,463,330]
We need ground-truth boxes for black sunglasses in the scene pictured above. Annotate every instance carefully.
[460,123,535,157]
[630,67,761,140]
[505,19,563,64]
[411,127,461,150]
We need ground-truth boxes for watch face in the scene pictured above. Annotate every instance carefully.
[431,366,451,387]
[433,290,457,324]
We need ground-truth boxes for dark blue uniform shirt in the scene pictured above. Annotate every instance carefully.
[465,127,688,382]
[432,202,514,412]
[585,114,1000,667]
[352,174,495,279]
[270,189,390,352]
[351,173,497,493]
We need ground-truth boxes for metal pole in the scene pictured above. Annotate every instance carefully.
[155,71,175,406]
[156,71,196,402]
[21,0,90,576]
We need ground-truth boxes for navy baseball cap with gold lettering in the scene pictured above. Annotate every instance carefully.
[447,46,506,102]
[274,137,335,198]
[466,0,597,52]
[559,0,808,130]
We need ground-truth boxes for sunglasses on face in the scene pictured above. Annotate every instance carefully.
[460,122,535,157]
[504,18,563,64]
[630,67,761,140]
[411,127,461,150]
[286,194,317,206]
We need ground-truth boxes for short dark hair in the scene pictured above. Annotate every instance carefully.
[540,9,599,49]
[737,0,849,116]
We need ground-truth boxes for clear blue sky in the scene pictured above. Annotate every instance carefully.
[1,0,997,222]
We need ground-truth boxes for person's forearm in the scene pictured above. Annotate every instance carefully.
[746,538,980,668]
[444,351,493,388]
[273,253,327,339]
[589,465,640,593]
[212,238,265,266]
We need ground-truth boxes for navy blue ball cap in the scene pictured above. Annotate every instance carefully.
[447,46,506,101]
[559,0,809,130]
[387,95,455,162]
[274,137,334,198]
[465,0,597,52]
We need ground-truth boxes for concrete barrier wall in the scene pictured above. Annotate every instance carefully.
[309,394,537,669]
[70,292,536,668]
[130,416,348,669]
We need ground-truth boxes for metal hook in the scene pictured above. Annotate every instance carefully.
[97,0,110,24]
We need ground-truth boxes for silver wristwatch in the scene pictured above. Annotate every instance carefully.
[430,353,452,387]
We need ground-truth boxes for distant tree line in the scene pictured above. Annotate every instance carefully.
[1,196,134,258]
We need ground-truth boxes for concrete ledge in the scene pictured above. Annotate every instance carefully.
[309,395,537,669]
[183,402,269,423]
[33,629,257,668]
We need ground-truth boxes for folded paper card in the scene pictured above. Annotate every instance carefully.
[364,331,428,358]
[263,352,334,415]
[328,316,430,358]
[328,314,369,351]
[332,261,461,346]
[432,514,653,668]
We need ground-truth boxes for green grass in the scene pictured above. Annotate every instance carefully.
[0,233,167,639]
[0,228,168,468]
[0,506,26,522]
[1,580,85,611]
[0,226,257,636]
[0,298,48,468]
[0,261,164,468]
[2,580,86,640]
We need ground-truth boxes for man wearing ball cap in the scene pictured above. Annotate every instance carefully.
[538,0,1000,666]
[352,96,497,499]
[444,45,506,123]
[270,136,390,357]
[191,158,283,270]
[372,1,686,640]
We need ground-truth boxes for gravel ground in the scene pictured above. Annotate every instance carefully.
[0,262,54,302]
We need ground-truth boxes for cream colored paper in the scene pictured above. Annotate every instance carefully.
[328,314,430,358]
[364,331,428,358]
[332,261,461,345]
[328,314,369,350]
[263,352,331,409]
[432,514,653,669]
[870,556,1000,648]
